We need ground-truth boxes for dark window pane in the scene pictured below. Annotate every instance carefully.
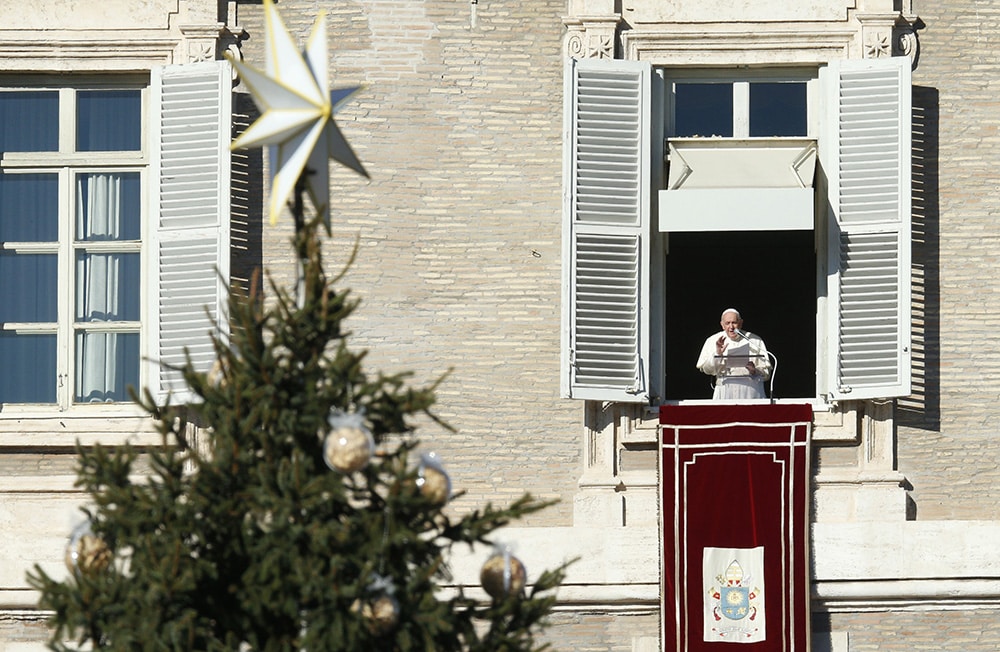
[75,252,141,322]
[77,90,141,152]
[75,331,139,403]
[75,172,141,241]
[0,253,58,322]
[0,91,58,152]
[0,332,57,403]
[675,83,733,137]
[749,82,808,137]
[0,173,59,241]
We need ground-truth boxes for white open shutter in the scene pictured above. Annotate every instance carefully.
[823,57,911,400]
[561,58,653,402]
[149,60,232,404]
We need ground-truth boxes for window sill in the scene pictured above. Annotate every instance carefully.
[645,398,860,444]
[0,405,160,448]
[651,397,830,409]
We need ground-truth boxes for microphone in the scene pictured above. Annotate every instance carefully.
[734,328,778,401]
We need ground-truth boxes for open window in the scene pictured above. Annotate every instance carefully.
[561,56,912,404]
[661,70,818,233]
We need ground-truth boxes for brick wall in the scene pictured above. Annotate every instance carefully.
[896,0,1000,520]
[817,609,1000,651]
[542,611,659,651]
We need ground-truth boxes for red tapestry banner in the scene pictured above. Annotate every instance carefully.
[660,404,812,652]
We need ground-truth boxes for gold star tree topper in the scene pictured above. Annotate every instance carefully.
[226,0,368,226]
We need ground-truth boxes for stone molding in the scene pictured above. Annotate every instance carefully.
[623,27,856,65]
[0,1,241,71]
[562,5,921,67]
[0,40,181,71]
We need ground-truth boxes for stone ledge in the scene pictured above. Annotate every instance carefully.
[447,521,1000,608]
[812,520,1000,580]
[6,522,1000,610]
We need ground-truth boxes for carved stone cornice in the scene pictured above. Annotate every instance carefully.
[0,26,238,72]
[562,14,622,59]
[177,22,224,62]
[0,1,245,72]
[622,26,856,66]
[855,11,920,66]
[563,3,922,68]
[855,12,898,59]
[0,38,179,71]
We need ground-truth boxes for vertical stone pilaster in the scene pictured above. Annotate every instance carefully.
[860,400,895,471]
[575,401,660,527]
[574,400,624,525]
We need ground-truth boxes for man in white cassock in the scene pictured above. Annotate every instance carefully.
[696,308,772,400]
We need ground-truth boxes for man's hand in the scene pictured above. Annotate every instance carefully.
[715,335,726,355]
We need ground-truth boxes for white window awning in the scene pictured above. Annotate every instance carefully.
[659,137,817,232]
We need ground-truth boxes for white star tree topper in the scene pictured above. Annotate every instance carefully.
[226,0,368,226]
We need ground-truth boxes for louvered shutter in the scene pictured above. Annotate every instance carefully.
[561,59,654,402]
[149,61,232,404]
[822,57,911,400]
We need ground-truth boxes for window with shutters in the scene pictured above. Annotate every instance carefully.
[0,61,232,411]
[561,57,912,406]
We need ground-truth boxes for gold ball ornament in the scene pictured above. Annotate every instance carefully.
[416,451,451,505]
[65,525,111,575]
[417,466,451,505]
[480,552,527,599]
[323,425,374,473]
[351,595,400,636]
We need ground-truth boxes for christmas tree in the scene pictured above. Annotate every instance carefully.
[27,211,569,650]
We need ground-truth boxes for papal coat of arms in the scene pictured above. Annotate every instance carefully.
[703,547,766,643]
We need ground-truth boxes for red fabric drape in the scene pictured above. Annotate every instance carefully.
[660,404,812,652]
